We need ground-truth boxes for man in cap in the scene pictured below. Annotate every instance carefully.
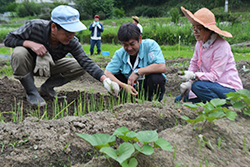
[4,5,119,107]
[89,15,103,56]
[132,16,143,35]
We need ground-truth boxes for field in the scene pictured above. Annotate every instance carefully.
[1,15,250,166]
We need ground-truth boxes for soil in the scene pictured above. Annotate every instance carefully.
[0,58,250,167]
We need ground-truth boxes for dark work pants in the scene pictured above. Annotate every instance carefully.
[90,39,101,55]
[115,73,166,101]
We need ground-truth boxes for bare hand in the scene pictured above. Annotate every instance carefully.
[127,72,139,86]
[124,84,138,96]
[30,42,47,56]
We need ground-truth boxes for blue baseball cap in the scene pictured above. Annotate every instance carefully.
[51,5,87,32]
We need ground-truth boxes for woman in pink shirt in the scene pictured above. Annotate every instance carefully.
[175,7,243,103]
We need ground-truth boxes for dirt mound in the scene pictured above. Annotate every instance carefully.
[0,102,249,167]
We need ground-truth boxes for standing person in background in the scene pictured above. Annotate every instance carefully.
[132,16,143,35]
[89,15,103,56]
[175,7,243,103]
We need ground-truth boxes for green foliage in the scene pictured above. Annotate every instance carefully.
[134,5,159,17]
[0,0,15,13]
[182,99,237,128]
[114,8,125,18]
[226,89,250,116]
[16,0,41,17]
[76,126,172,166]
[74,0,114,19]
[170,7,180,23]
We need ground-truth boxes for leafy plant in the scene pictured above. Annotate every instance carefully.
[76,126,172,167]
[181,99,237,129]
[226,89,250,116]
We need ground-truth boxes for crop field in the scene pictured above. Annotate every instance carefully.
[0,15,250,166]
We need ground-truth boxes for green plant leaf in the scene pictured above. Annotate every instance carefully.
[233,101,245,109]
[208,111,225,118]
[76,133,116,150]
[113,126,130,136]
[134,143,141,152]
[126,131,138,141]
[182,115,205,125]
[210,99,226,107]
[242,97,250,104]
[121,158,138,167]
[183,103,198,110]
[238,89,250,98]
[155,138,173,151]
[225,110,237,121]
[181,115,190,121]
[113,127,134,142]
[141,144,154,155]
[136,130,158,144]
[243,109,250,116]
[100,143,135,164]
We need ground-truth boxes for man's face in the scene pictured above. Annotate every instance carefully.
[94,18,99,22]
[121,36,142,56]
[56,27,75,45]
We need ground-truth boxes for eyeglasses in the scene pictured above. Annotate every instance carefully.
[64,30,79,37]
[190,26,204,33]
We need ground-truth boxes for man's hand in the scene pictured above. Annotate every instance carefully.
[103,78,120,97]
[30,42,48,56]
[127,72,139,86]
[180,81,192,98]
[179,71,196,82]
[33,52,55,77]
[124,84,138,96]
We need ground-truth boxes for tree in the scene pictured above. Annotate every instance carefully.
[74,0,114,19]
[0,0,15,13]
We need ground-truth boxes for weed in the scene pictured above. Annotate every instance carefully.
[0,141,5,152]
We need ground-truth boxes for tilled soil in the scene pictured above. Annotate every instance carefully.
[0,58,250,166]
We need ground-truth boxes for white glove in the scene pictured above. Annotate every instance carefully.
[33,52,55,77]
[92,22,96,27]
[179,71,196,82]
[180,81,192,98]
[103,78,120,97]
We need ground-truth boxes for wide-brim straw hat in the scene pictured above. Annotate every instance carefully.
[132,16,140,23]
[181,6,232,37]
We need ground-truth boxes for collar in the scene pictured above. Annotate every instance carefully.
[202,33,217,49]
[122,42,143,63]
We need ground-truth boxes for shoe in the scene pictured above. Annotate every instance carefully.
[20,72,46,107]
[40,74,69,99]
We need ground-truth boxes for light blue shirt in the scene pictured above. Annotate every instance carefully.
[106,39,167,80]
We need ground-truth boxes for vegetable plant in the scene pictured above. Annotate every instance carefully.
[226,89,250,116]
[76,126,172,167]
[181,99,237,129]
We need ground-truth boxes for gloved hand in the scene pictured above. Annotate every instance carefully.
[103,78,120,97]
[180,81,192,98]
[179,71,196,82]
[33,52,55,77]
[93,21,96,26]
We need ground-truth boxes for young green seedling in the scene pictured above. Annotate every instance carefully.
[76,126,172,167]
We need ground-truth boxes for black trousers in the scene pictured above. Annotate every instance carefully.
[115,73,166,101]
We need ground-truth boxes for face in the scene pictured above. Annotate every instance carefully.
[94,18,99,22]
[121,36,142,56]
[190,24,211,42]
[51,23,75,45]
[132,20,137,24]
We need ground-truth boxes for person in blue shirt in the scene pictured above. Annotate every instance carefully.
[89,15,103,55]
[105,23,167,101]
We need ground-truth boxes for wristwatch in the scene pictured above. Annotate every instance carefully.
[134,68,139,75]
